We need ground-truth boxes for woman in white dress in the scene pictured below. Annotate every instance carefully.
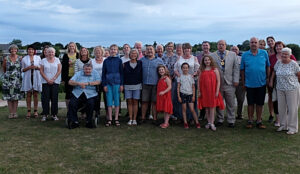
[21,45,42,118]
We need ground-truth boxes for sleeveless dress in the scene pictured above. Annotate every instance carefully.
[198,69,224,109]
[2,56,24,100]
[156,76,173,114]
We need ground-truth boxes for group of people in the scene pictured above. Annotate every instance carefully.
[1,36,299,135]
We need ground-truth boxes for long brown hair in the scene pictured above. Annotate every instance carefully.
[200,55,217,71]
[157,64,170,78]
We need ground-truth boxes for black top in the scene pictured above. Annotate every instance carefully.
[123,60,143,85]
[61,53,79,82]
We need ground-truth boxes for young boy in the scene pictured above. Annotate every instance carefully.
[102,44,124,127]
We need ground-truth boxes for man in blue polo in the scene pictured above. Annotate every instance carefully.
[67,63,101,129]
[140,45,164,123]
[241,37,270,129]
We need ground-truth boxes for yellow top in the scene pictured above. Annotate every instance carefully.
[68,53,77,77]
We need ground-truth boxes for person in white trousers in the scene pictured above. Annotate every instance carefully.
[269,47,300,135]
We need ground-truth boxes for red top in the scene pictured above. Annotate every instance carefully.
[269,54,296,70]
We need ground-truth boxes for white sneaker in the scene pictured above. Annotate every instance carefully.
[170,115,177,120]
[132,120,137,125]
[127,120,133,125]
[287,131,297,135]
[52,115,59,121]
[210,124,217,131]
[274,122,280,127]
[41,116,47,122]
[148,115,153,120]
[276,126,286,132]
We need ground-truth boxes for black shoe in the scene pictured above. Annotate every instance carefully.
[68,121,80,129]
[215,122,223,127]
[236,115,243,120]
[86,122,95,129]
[228,123,235,128]
[268,115,274,123]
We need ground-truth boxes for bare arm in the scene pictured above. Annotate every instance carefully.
[159,77,172,96]
[192,84,195,102]
[269,71,275,88]
[39,65,50,83]
[177,82,182,103]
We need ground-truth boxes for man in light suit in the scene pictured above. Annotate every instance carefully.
[210,40,239,127]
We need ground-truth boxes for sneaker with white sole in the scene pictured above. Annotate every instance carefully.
[287,131,297,135]
[210,124,217,131]
[276,126,287,132]
[127,120,133,125]
[52,115,59,121]
[148,115,153,120]
[41,116,47,122]
[132,120,137,125]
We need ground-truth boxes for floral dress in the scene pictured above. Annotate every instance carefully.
[2,56,24,100]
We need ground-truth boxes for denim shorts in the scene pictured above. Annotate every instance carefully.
[124,89,141,100]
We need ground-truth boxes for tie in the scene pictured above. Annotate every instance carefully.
[220,53,225,71]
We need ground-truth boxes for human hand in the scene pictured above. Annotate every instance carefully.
[104,86,108,92]
[159,91,165,96]
[178,97,182,103]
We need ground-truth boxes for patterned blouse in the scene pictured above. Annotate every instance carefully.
[161,53,178,78]
[274,60,300,91]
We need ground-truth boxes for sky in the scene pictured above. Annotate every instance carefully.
[1,0,300,47]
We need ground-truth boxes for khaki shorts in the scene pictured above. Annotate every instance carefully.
[142,84,157,102]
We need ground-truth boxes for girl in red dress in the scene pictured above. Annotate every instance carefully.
[198,55,224,131]
[156,65,173,128]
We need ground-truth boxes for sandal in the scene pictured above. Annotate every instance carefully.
[114,120,121,127]
[105,120,112,127]
[26,110,31,119]
[33,110,38,118]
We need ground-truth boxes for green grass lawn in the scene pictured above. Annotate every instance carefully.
[0,106,300,174]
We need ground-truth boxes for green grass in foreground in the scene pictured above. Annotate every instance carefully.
[0,106,300,174]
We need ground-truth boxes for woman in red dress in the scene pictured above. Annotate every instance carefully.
[198,55,224,131]
[156,65,173,128]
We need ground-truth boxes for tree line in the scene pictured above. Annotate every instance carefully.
[8,39,300,60]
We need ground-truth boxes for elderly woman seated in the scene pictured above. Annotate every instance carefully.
[67,63,101,129]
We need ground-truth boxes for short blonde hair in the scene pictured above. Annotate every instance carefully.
[281,47,292,55]
[93,46,105,57]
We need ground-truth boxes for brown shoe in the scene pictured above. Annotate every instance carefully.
[246,121,253,129]
[256,122,266,129]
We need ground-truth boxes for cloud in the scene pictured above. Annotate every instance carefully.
[0,0,299,47]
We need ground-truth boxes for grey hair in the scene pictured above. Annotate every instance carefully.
[176,43,182,48]
[156,44,164,50]
[47,47,56,54]
[134,41,142,47]
[83,62,93,69]
[281,47,292,55]
[93,46,105,57]
[9,44,19,53]
[217,40,227,45]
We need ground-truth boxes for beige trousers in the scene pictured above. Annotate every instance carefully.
[277,88,299,133]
